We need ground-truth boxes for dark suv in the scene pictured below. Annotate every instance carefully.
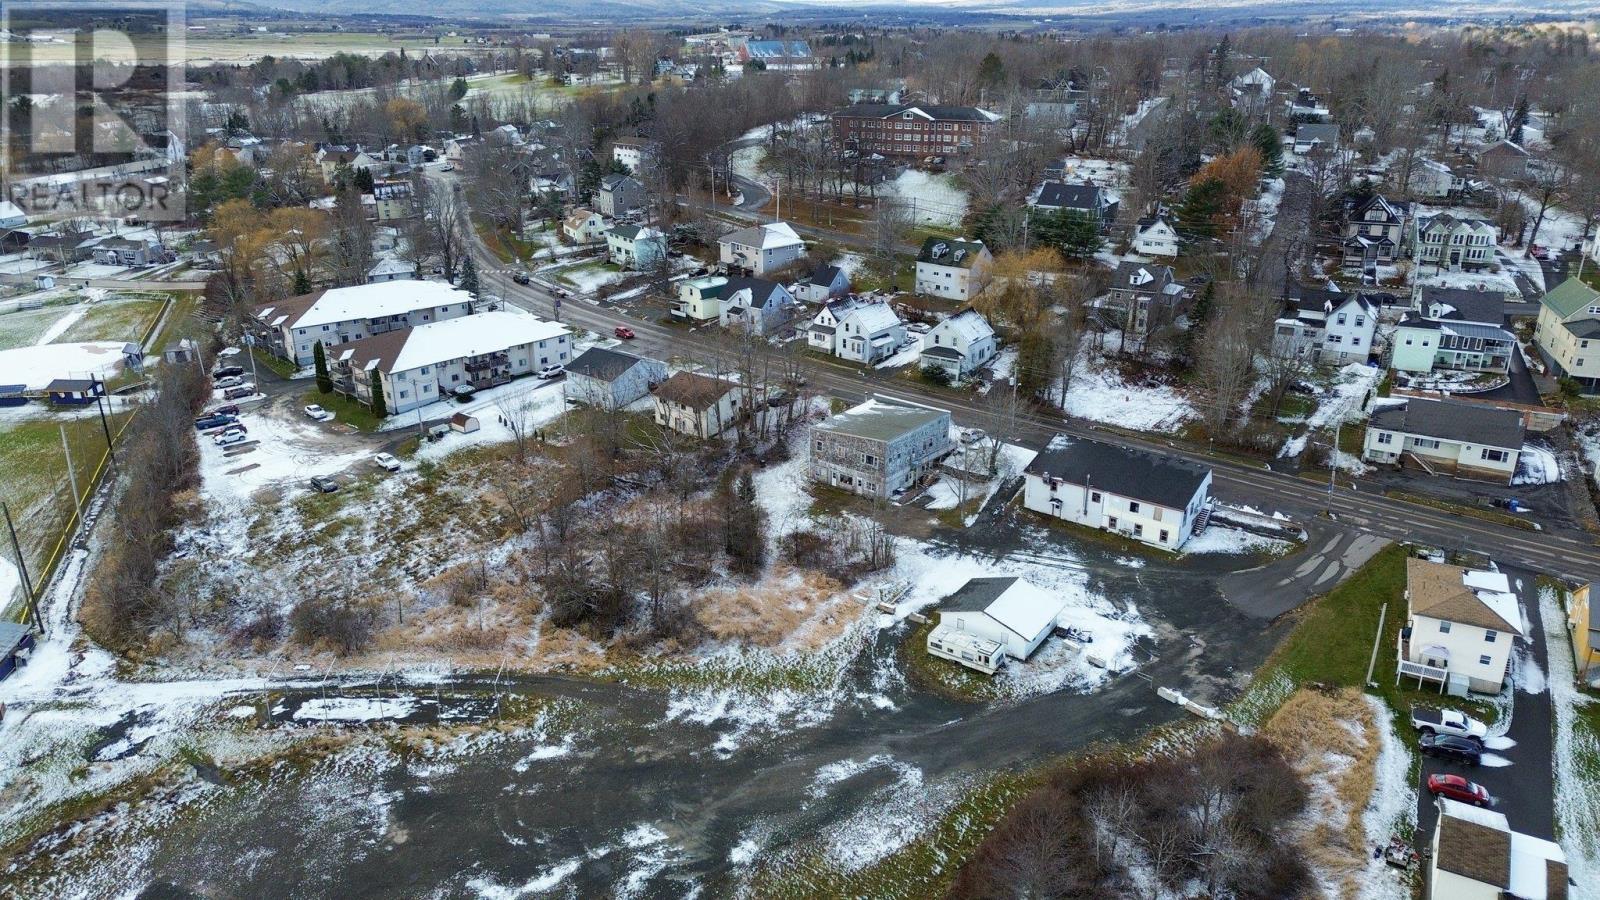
[309,475,339,493]
[1420,733,1483,766]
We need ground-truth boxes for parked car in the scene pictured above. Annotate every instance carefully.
[1419,733,1483,765]
[613,326,635,340]
[1411,707,1489,740]
[1427,774,1493,807]
[1530,244,1550,260]
[208,404,240,417]
[309,475,339,493]
[452,384,476,401]
[212,365,245,379]
[426,424,451,442]
[959,428,985,445]
[440,163,455,172]
[373,452,401,472]
[223,386,255,400]
[304,404,331,420]
[536,364,565,380]
[193,414,237,431]
[512,271,531,285]
[214,375,245,389]
[213,428,248,446]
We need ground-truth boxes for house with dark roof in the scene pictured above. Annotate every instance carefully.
[1032,181,1118,231]
[1362,397,1524,482]
[562,347,667,410]
[597,174,645,217]
[718,277,796,337]
[1412,214,1495,271]
[1272,286,1379,365]
[1534,277,1600,393]
[830,104,1002,160]
[1402,557,1525,694]
[1340,194,1408,269]
[809,395,953,499]
[914,237,993,302]
[1132,215,1179,257]
[652,371,743,438]
[0,622,38,682]
[1393,284,1516,376]
[1107,261,1191,342]
[1022,435,1213,551]
[605,223,666,270]
[792,264,851,304]
[1427,799,1566,900]
[927,577,1067,672]
[45,378,104,406]
[1477,139,1531,181]
[1292,122,1340,154]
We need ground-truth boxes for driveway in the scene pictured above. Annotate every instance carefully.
[1413,564,1556,851]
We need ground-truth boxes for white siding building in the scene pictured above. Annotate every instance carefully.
[928,577,1067,671]
[1023,435,1213,551]
[1427,800,1566,900]
[919,309,997,380]
[653,371,743,438]
[1402,557,1525,695]
[562,346,667,410]
[1363,397,1524,483]
[914,237,992,301]
[253,281,474,366]
[1132,216,1180,257]
[833,300,906,365]
[718,222,806,276]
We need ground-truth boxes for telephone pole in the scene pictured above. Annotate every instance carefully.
[2,503,42,634]
[59,424,80,511]
[90,375,116,470]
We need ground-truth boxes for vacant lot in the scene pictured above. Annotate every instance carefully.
[0,304,73,353]
[54,298,167,346]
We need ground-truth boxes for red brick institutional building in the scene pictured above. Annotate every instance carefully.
[830,104,1002,160]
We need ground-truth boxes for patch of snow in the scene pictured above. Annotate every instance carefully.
[1479,752,1514,767]
[290,696,419,722]
[1182,527,1292,556]
[1540,584,1600,896]
[875,170,968,228]
[1354,693,1416,900]
[1512,444,1562,486]
[1060,350,1196,434]
[33,302,89,345]
[873,334,924,370]
[0,340,127,390]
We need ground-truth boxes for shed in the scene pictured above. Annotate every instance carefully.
[0,384,27,407]
[121,342,145,370]
[932,576,1066,664]
[450,412,480,433]
[45,378,102,406]
[162,338,198,365]
[32,274,55,290]
[0,622,37,682]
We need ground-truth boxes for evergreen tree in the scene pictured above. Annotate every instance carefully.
[449,77,469,101]
[313,341,332,394]
[459,255,480,294]
[1251,123,1285,178]
[294,269,311,295]
[1508,95,1529,145]
[1176,178,1227,241]
[977,52,1006,90]
[369,372,387,418]
[1212,34,1232,89]
[354,167,375,193]
[722,469,766,575]
[1035,208,1101,259]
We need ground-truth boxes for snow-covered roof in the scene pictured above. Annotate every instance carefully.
[1405,557,1523,635]
[388,311,569,374]
[841,299,902,335]
[289,281,473,331]
[943,577,1067,643]
[367,257,416,278]
[818,395,948,442]
[1436,798,1566,899]
[935,309,995,344]
[720,221,804,251]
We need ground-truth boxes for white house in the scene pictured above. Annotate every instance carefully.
[1403,557,1525,694]
[1427,799,1566,900]
[914,237,993,302]
[612,137,654,173]
[833,299,906,365]
[253,281,474,366]
[605,224,667,270]
[719,222,806,276]
[366,257,416,284]
[562,208,607,244]
[0,200,27,230]
[1132,215,1180,258]
[1363,397,1524,483]
[563,346,667,410]
[1229,67,1275,112]
[672,275,728,322]
[928,577,1067,672]
[792,264,851,304]
[1411,159,1468,200]
[1413,214,1495,272]
[919,309,997,380]
[327,311,571,415]
[806,297,860,355]
[1273,288,1378,365]
[1023,435,1213,551]
[718,277,795,337]
[653,371,743,438]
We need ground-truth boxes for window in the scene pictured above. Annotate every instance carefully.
[1133,523,1144,537]
[1481,448,1508,463]
[1377,432,1393,445]
[864,454,877,466]
[1478,654,1492,666]
[1128,501,1141,514]
[1159,530,1169,543]
[1337,313,1347,325]
[1090,491,1102,503]
[1355,316,1365,327]
[1485,630,1498,643]
[1108,516,1118,530]
[1439,621,1452,634]
[1352,337,1362,346]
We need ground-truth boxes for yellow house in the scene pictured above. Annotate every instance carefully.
[1565,581,1599,680]
[1533,277,1600,393]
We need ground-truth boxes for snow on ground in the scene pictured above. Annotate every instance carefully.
[875,170,968,228]
[1252,176,1286,245]
[32,301,89,345]
[872,334,923,370]
[0,340,127,389]
[539,259,629,296]
[921,441,1036,526]
[832,252,865,280]
[1280,363,1383,458]
[291,696,420,722]
[0,554,19,612]
[1351,693,1416,900]
[1055,155,1130,188]
[385,376,571,462]
[196,411,372,505]
[62,262,131,279]
[1541,585,1600,898]
[1062,353,1196,434]
[1181,526,1292,556]
[1513,444,1562,486]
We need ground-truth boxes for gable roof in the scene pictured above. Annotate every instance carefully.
[917,236,987,268]
[832,103,1001,123]
[565,346,650,382]
[1541,277,1600,320]
[1420,285,1507,325]
[941,577,1066,642]
[600,173,640,191]
[1406,557,1523,634]
[1295,122,1340,144]
[1112,260,1175,292]
[722,276,785,305]
[1035,182,1105,210]
[840,299,902,334]
[1368,397,1524,451]
[258,282,472,332]
[332,311,568,376]
[933,309,995,344]
[1417,212,1493,237]
[720,221,804,251]
[654,371,737,410]
[1435,799,1566,898]
[1026,435,1209,509]
[807,264,845,287]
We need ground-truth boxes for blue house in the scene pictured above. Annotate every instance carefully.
[0,622,37,682]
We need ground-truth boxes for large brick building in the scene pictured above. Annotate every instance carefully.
[831,104,1002,160]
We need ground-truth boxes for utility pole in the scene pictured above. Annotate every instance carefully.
[90,375,116,470]
[243,335,259,389]
[59,424,80,511]
[1327,419,1339,512]
[2,502,42,634]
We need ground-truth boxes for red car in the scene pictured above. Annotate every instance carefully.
[1427,773,1491,807]
[613,326,636,340]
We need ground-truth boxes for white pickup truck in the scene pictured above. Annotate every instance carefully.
[1411,707,1488,740]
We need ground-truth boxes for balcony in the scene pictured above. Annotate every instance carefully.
[464,352,509,373]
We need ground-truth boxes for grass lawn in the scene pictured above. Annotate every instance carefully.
[53,298,167,345]
[303,388,384,432]
[252,348,299,380]
[1384,489,1539,531]
[0,303,78,352]
[900,617,1003,702]
[476,221,542,264]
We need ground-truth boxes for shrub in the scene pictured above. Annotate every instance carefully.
[289,597,376,655]
[921,364,953,386]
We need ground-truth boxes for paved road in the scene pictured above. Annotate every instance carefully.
[1413,565,1555,851]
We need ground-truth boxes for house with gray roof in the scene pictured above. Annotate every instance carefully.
[1292,122,1340,154]
[718,276,796,337]
[792,264,851,304]
[920,309,997,380]
[1363,397,1524,482]
[1534,277,1600,393]
[809,396,954,499]
[597,174,645,217]
[1031,182,1118,231]
[1023,435,1213,550]
[914,237,993,302]
[832,299,907,365]
[563,346,667,410]
[605,223,666,270]
[1107,261,1191,342]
